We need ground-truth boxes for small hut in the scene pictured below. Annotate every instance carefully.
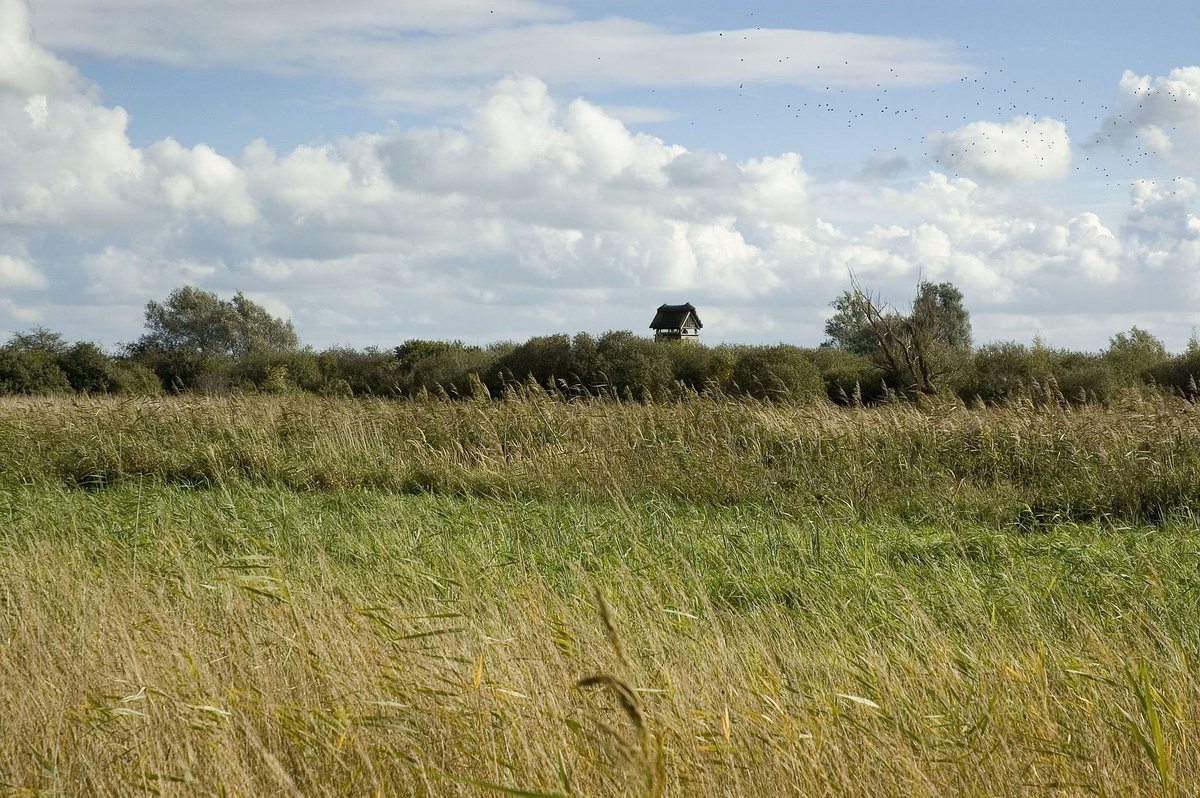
[649,303,702,343]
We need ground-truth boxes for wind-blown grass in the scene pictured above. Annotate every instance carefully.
[1,394,1198,795]
[2,391,1200,523]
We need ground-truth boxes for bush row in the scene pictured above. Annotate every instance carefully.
[3,327,1199,405]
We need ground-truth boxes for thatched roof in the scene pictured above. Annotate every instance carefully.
[649,303,703,330]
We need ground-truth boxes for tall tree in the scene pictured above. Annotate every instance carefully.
[130,286,299,391]
[824,280,972,394]
[137,286,298,358]
[911,281,972,351]
[823,291,881,355]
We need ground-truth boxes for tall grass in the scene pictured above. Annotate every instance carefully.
[1,394,1198,794]
[2,391,1199,523]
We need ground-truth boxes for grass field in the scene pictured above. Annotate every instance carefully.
[1,393,1198,795]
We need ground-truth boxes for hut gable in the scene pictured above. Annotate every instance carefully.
[649,303,702,342]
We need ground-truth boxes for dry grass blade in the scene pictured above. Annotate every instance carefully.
[576,674,645,734]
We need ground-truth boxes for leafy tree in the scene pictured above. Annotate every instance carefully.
[1103,326,1167,383]
[137,286,299,358]
[130,286,299,391]
[823,293,879,355]
[825,280,972,394]
[7,326,69,355]
[911,282,972,350]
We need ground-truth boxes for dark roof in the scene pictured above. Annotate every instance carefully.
[649,303,703,330]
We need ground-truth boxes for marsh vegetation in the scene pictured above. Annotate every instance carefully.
[1,392,1198,795]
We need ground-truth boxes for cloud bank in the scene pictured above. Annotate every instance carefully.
[27,0,968,107]
[2,1,1200,349]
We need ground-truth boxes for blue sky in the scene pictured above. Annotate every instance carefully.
[2,0,1199,350]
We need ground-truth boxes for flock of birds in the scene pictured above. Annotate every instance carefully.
[648,34,1195,187]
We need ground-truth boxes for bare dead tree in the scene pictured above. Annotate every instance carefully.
[845,277,969,395]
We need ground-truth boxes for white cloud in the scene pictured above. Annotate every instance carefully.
[1094,67,1200,166]
[0,0,76,93]
[27,1,968,107]
[0,253,48,289]
[0,9,267,233]
[600,105,679,125]
[928,115,1071,182]
[0,298,43,326]
[860,152,910,181]
[240,291,294,323]
[30,0,568,53]
[0,82,144,227]
[145,139,257,225]
[1124,177,1199,246]
[82,247,221,301]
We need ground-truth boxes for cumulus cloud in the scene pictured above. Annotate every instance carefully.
[1124,177,1200,247]
[0,8,264,233]
[1094,67,1200,165]
[804,171,1125,304]
[1118,178,1200,302]
[860,152,911,181]
[81,247,220,301]
[928,115,1071,182]
[0,0,76,94]
[0,253,48,289]
[27,0,968,107]
[0,298,42,327]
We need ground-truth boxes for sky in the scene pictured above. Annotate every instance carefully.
[1,0,1199,351]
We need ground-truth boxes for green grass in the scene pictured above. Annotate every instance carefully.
[1,394,1199,795]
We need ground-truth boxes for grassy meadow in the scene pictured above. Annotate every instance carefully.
[1,392,1199,795]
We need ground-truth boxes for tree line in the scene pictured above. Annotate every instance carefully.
[2,283,1199,404]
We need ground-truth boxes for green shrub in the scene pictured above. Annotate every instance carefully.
[1054,355,1121,403]
[958,341,1056,404]
[316,347,404,397]
[596,331,674,400]
[662,341,715,394]
[393,339,497,397]
[728,345,825,402]
[1103,326,1167,386]
[487,334,575,393]
[1148,347,1200,399]
[0,347,71,394]
[808,346,886,404]
[58,342,115,392]
[107,361,163,395]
